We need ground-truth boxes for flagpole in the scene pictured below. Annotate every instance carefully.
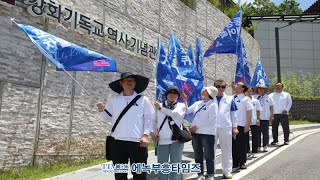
[155,35,161,101]
[234,9,242,84]
[214,54,217,80]
[251,37,255,85]
[35,41,99,102]
[31,38,100,102]
[50,57,100,102]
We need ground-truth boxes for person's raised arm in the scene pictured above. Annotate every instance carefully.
[96,99,113,124]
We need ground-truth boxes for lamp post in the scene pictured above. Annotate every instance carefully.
[275,21,295,83]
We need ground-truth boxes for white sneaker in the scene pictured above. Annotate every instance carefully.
[206,175,214,180]
[223,172,233,179]
[258,147,263,152]
[263,146,269,152]
[196,175,205,180]
[251,153,258,158]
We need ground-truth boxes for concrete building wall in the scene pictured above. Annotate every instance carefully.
[253,20,320,79]
[0,0,259,169]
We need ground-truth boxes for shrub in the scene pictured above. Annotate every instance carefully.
[269,72,320,97]
[180,0,197,10]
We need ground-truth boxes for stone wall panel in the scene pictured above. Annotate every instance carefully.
[0,0,260,168]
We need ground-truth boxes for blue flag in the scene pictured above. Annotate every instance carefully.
[187,44,202,81]
[251,58,269,87]
[157,33,204,122]
[235,38,251,86]
[170,34,203,100]
[155,37,177,102]
[187,45,194,63]
[204,10,242,57]
[172,34,203,122]
[13,20,117,72]
[195,38,204,80]
[168,33,179,78]
[177,76,204,122]
[174,37,202,81]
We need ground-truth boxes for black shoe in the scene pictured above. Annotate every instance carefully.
[240,164,247,169]
[271,141,278,145]
[232,166,240,173]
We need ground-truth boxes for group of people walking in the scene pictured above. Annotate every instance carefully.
[96,72,292,180]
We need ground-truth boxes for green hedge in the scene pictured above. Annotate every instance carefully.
[180,0,197,10]
[269,72,320,97]
[292,96,320,100]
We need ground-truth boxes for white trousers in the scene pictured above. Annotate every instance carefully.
[215,127,233,174]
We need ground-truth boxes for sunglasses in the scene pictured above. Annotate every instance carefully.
[215,85,226,89]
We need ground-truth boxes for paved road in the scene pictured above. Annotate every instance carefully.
[44,124,320,180]
[240,131,320,180]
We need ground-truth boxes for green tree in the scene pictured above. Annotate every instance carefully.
[241,0,303,36]
[206,0,240,19]
[278,0,303,15]
[242,0,279,16]
[242,0,303,16]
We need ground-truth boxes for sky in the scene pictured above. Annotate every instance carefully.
[239,0,317,11]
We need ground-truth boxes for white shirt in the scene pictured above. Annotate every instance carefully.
[155,101,186,145]
[234,94,253,127]
[253,94,274,120]
[214,94,238,128]
[100,91,155,142]
[250,97,263,125]
[186,99,218,135]
[269,92,292,114]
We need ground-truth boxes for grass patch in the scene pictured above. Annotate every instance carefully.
[0,142,156,180]
[289,120,320,125]
[269,119,320,126]
[0,157,107,180]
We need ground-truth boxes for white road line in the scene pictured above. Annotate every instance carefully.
[232,130,320,180]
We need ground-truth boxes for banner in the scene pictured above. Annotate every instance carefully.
[204,10,242,57]
[13,20,117,72]
[251,58,269,87]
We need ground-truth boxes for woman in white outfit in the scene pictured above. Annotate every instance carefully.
[152,86,186,180]
[186,86,218,180]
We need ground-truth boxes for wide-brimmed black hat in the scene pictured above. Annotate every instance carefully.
[109,72,149,94]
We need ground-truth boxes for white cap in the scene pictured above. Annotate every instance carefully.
[204,86,218,99]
